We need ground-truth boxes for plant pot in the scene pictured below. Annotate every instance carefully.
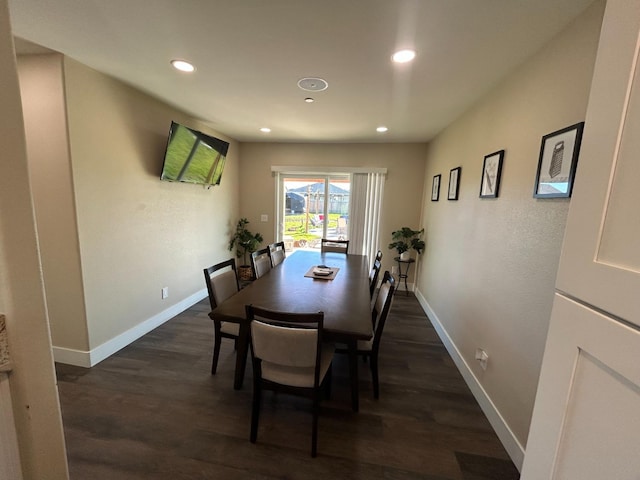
[400,251,411,261]
[238,265,253,281]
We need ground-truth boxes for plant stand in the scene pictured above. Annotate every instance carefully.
[394,257,415,296]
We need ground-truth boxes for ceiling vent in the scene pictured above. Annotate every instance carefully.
[297,77,328,92]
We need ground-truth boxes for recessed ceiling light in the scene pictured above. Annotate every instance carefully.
[304,97,315,103]
[260,127,271,133]
[171,59,195,72]
[391,49,416,64]
[376,126,388,133]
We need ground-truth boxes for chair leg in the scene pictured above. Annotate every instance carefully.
[211,328,222,375]
[370,354,379,399]
[250,380,261,443]
[323,363,332,400]
[311,390,319,457]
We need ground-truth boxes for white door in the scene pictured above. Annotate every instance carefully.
[555,0,640,323]
[521,0,640,477]
[522,295,640,479]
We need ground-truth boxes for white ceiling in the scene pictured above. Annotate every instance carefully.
[8,0,595,143]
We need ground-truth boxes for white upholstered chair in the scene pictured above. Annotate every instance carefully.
[251,247,272,279]
[320,238,349,255]
[338,270,395,399]
[246,305,334,457]
[369,250,383,299]
[268,241,286,267]
[203,259,241,374]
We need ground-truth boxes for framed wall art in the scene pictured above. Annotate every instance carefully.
[431,174,441,201]
[533,122,584,198]
[448,167,461,201]
[479,150,504,198]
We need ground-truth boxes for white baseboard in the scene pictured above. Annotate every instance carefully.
[52,346,92,368]
[392,278,414,293]
[53,289,208,368]
[414,288,525,471]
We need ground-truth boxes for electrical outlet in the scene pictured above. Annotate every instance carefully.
[475,348,489,371]
[260,214,268,222]
[161,287,169,299]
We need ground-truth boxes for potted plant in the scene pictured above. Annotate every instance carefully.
[388,227,425,260]
[228,218,263,280]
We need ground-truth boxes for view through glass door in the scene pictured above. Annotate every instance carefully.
[279,175,350,253]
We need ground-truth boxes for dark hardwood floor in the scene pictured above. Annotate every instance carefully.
[55,293,520,479]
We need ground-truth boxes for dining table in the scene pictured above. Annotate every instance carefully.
[209,249,372,412]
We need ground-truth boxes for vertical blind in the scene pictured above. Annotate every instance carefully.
[348,172,385,267]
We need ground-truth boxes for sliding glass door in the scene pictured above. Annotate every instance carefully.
[277,174,350,253]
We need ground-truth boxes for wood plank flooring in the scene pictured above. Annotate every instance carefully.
[55,293,520,479]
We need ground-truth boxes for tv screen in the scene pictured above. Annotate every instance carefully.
[160,121,229,186]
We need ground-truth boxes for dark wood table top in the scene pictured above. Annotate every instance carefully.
[211,250,372,340]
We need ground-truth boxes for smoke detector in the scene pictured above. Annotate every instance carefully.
[297,77,328,92]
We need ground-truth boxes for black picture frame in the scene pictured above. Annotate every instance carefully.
[479,150,504,198]
[533,122,584,198]
[448,167,461,201]
[431,174,441,201]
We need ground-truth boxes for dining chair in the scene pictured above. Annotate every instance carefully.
[203,259,241,374]
[251,247,272,279]
[338,270,395,399]
[246,305,334,457]
[268,241,286,267]
[369,254,382,299]
[320,238,349,255]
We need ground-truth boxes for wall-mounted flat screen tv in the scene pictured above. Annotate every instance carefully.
[160,121,229,186]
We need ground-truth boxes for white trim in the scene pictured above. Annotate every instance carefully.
[271,165,387,174]
[51,346,92,368]
[53,289,208,367]
[0,373,23,480]
[414,287,525,471]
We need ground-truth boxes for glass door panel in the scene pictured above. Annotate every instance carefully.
[325,177,350,241]
[278,174,350,253]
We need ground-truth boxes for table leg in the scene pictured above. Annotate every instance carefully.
[234,322,250,390]
[348,338,359,412]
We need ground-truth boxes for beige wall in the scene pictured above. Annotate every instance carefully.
[18,53,240,358]
[61,58,240,350]
[0,1,68,477]
[18,53,89,352]
[238,142,428,277]
[416,0,605,449]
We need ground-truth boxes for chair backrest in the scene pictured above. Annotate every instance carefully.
[203,259,240,310]
[251,247,272,279]
[246,305,324,388]
[371,271,395,352]
[369,258,382,299]
[375,250,383,262]
[269,241,286,267]
[320,239,349,255]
